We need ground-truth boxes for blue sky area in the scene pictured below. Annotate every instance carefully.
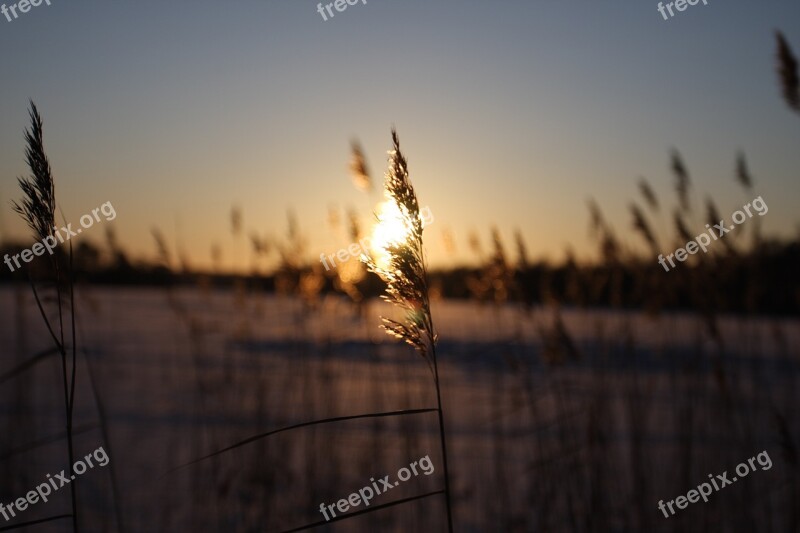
[0,0,798,270]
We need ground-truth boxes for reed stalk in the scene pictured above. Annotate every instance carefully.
[12,102,79,532]
[363,129,454,532]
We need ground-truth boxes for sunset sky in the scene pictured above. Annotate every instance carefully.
[0,0,798,271]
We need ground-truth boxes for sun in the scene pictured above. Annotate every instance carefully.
[367,198,414,271]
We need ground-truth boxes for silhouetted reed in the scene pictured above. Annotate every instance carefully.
[11,102,80,532]
[776,31,799,113]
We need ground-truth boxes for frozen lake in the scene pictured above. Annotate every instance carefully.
[0,286,798,532]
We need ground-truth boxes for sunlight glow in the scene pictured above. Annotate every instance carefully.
[367,198,413,271]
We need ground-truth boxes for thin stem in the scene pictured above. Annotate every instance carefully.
[54,256,79,533]
[0,514,73,532]
[68,242,77,412]
[280,490,445,533]
[25,268,78,533]
[421,246,454,533]
[429,329,454,533]
[167,408,440,475]
[26,276,63,352]
[67,242,79,532]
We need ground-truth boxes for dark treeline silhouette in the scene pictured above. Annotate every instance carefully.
[1,236,797,315]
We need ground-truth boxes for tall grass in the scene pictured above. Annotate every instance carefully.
[11,102,80,532]
[363,129,454,532]
[165,130,451,532]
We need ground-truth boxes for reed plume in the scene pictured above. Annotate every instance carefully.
[230,205,243,236]
[365,131,435,361]
[12,103,56,242]
[362,128,454,532]
[708,197,741,258]
[587,199,621,263]
[441,226,456,256]
[587,198,619,261]
[349,139,372,192]
[735,152,762,246]
[671,149,691,212]
[705,198,722,231]
[514,228,529,272]
[467,229,483,258]
[333,207,366,305]
[249,232,270,256]
[637,177,659,211]
[487,226,512,304]
[776,31,799,113]
[587,198,606,236]
[735,151,754,191]
[152,228,172,268]
[630,203,659,254]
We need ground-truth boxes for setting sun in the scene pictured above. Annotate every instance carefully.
[0,2,798,531]
[367,198,414,271]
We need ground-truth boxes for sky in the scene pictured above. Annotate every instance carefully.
[0,0,798,272]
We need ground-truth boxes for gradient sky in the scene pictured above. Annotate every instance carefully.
[0,0,798,272]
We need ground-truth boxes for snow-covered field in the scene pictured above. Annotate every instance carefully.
[1,285,798,532]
